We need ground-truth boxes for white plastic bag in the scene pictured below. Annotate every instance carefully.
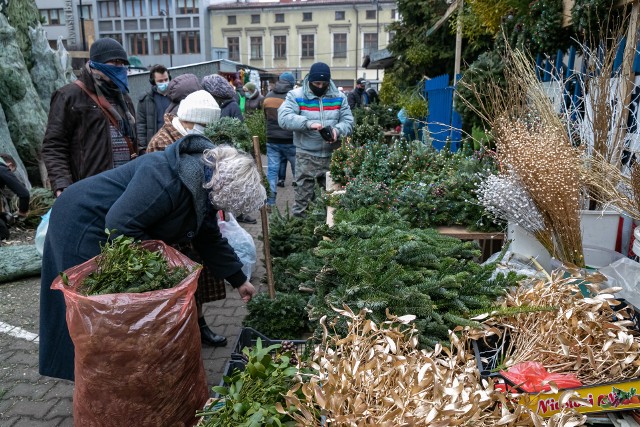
[218,213,256,281]
[35,208,51,256]
[599,257,640,309]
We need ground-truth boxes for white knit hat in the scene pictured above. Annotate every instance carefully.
[177,90,221,125]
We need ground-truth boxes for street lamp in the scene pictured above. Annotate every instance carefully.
[159,9,173,67]
[372,0,380,81]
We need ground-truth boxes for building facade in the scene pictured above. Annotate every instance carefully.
[35,0,95,51]
[208,0,397,89]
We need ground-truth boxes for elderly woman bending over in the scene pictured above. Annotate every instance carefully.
[39,135,266,381]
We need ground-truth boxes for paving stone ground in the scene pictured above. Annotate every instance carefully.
[0,161,294,426]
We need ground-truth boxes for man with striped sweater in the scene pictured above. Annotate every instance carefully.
[278,62,353,217]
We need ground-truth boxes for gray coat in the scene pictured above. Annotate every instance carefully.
[277,77,353,157]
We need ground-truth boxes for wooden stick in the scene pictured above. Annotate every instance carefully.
[252,136,276,299]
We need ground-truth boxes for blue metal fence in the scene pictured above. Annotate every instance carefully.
[424,74,462,151]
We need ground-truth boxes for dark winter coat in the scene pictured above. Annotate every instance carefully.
[219,98,244,121]
[244,93,264,115]
[136,87,170,151]
[263,81,294,144]
[0,163,29,212]
[347,88,369,110]
[39,135,246,381]
[42,67,137,193]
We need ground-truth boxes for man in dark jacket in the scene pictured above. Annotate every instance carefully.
[42,37,138,197]
[262,72,295,209]
[136,64,171,152]
[0,154,29,241]
[347,78,369,110]
[39,136,264,381]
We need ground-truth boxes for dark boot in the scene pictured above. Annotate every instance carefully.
[236,214,257,224]
[198,317,227,347]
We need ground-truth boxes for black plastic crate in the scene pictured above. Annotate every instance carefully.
[472,298,640,392]
[231,327,307,360]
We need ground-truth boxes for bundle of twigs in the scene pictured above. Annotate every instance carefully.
[468,272,640,385]
[285,306,587,426]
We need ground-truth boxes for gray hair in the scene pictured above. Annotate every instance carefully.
[202,145,266,215]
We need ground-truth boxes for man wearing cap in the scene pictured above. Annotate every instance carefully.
[262,72,296,209]
[347,78,370,110]
[42,37,138,197]
[278,62,353,217]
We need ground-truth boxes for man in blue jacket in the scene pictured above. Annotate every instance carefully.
[278,62,353,217]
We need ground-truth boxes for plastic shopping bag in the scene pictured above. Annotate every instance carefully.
[498,361,582,392]
[35,208,51,256]
[51,241,208,427]
[218,212,257,281]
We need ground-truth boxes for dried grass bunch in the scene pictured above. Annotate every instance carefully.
[579,152,640,220]
[476,172,553,254]
[284,306,586,426]
[468,272,640,385]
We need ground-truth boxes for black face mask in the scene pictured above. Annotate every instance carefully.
[310,83,328,97]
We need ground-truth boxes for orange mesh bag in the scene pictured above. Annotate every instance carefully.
[51,240,209,427]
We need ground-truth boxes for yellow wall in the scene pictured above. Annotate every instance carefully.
[208,1,396,89]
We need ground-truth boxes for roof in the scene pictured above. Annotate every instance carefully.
[168,58,266,73]
[363,48,396,70]
[208,0,395,11]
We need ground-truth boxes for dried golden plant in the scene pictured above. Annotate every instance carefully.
[468,271,640,385]
[493,117,584,266]
[579,152,640,220]
[284,306,587,426]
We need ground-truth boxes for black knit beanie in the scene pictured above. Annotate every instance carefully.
[308,62,331,82]
[90,38,129,65]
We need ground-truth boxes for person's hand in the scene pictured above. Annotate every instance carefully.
[309,122,322,130]
[55,189,64,197]
[237,282,256,303]
[331,128,338,142]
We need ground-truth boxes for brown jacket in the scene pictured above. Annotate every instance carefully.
[147,114,184,152]
[42,67,137,192]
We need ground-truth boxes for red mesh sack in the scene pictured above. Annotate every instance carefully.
[51,240,209,427]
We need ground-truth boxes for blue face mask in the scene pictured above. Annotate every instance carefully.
[89,60,129,93]
[157,82,169,93]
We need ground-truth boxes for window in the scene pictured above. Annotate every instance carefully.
[180,31,200,53]
[127,33,148,55]
[275,13,284,23]
[333,33,347,58]
[101,34,123,44]
[98,1,120,18]
[274,35,286,59]
[77,5,93,20]
[366,9,376,19]
[250,36,262,59]
[124,0,145,17]
[227,37,240,61]
[176,0,198,14]
[150,0,170,16]
[152,32,172,55]
[40,9,66,25]
[363,33,378,57]
[302,12,312,22]
[391,9,397,19]
[251,14,260,24]
[301,34,314,58]
[228,15,236,25]
[335,11,345,20]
